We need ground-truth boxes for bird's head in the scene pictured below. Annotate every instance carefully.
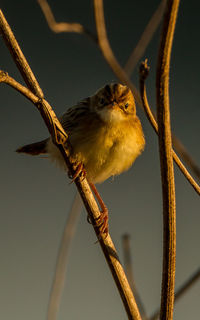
[90,83,136,123]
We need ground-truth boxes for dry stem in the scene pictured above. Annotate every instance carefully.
[122,234,148,320]
[0,9,142,320]
[156,0,179,318]
[47,193,82,320]
[124,0,167,75]
[139,61,200,196]
[37,0,97,42]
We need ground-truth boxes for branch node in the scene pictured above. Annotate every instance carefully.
[139,59,150,81]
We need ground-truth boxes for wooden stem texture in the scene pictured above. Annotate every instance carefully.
[156,1,180,319]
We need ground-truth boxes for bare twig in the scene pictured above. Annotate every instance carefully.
[122,234,148,320]
[37,0,97,42]
[150,268,200,320]
[0,71,68,146]
[139,61,200,196]
[0,9,142,320]
[124,0,167,75]
[172,136,200,181]
[47,192,82,320]
[156,0,179,318]
[37,0,200,188]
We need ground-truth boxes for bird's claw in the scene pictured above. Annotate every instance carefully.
[87,208,109,239]
[68,162,86,183]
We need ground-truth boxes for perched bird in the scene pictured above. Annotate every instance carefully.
[17,83,145,234]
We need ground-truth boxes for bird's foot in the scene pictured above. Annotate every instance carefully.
[87,208,109,239]
[96,207,109,237]
[68,161,86,183]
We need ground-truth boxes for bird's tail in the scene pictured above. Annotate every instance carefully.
[16,139,48,155]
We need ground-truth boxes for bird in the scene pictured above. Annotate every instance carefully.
[17,83,145,235]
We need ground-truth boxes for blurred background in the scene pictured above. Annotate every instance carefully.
[0,1,199,319]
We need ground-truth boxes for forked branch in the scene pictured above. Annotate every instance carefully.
[37,0,97,42]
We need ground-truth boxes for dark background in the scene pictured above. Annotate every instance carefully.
[0,1,199,319]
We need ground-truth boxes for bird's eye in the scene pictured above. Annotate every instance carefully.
[124,103,129,109]
[100,98,105,105]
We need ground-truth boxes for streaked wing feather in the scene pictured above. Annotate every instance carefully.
[59,100,90,134]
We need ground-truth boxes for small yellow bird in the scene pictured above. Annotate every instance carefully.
[17,83,145,234]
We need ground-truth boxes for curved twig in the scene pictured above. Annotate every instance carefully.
[37,0,97,42]
[156,0,179,318]
[0,9,142,320]
[124,0,167,75]
[139,60,200,196]
[122,234,148,320]
[47,192,82,320]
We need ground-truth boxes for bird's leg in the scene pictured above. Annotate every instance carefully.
[89,182,109,237]
[68,164,108,236]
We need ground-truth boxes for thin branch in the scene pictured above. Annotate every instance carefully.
[37,0,200,188]
[172,135,200,181]
[122,234,148,320]
[47,192,82,320]
[156,0,179,318]
[0,9,142,320]
[139,60,200,196]
[150,268,200,320]
[37,0,97,42]
[0,71,39,103]
[124,0,167,75]
[0,71,68,146]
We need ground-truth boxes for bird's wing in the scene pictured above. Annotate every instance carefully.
[59,100,90,134]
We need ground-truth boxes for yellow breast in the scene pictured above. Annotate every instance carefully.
[71,116,145,183]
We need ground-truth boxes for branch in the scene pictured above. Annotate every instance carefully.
[0,71,68,146]
[124,0,167,75]
[139,60,200,196]
[122,234,148,320]
[47,192,82,320]
[172,135,200,180]
[150,268,200,320]
[0,9,142,320]
[156,0,179,318]
[37,0,97,42]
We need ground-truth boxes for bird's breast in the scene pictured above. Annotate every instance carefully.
[71,116,145,183]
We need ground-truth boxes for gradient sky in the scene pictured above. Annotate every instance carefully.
[0,1,199,319]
